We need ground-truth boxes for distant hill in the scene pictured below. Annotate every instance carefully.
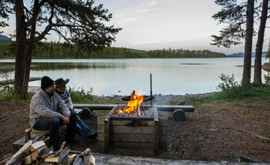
[0,42,225,58]
[0,34,11,43]
[226,52,267,58]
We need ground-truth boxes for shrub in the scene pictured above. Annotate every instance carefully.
[218,74,239,91]
[69,88,94,103]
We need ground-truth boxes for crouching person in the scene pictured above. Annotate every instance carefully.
[30,76,76,151]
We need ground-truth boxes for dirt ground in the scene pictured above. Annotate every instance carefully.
[0,97,270,161]
[163,98,270,161]
[0,101,29,161]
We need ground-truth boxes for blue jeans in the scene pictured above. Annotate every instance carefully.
[33,117,62,151]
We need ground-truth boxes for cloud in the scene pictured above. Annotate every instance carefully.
[112,0,161,25]
[117,17,138,24]
[148,0,158,7]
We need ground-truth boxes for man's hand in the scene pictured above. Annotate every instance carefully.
[62,116,70,125]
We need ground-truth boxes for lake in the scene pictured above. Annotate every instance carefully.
[0,58,267,96]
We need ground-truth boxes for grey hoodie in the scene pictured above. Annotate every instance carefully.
[29,89,70,127]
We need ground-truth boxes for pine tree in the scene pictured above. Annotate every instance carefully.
[212,0,255,86]
[1,0,121,97]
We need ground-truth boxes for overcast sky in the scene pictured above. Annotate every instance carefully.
[98,0,220,43]
[95,0,251,53]
[3,0,269,53]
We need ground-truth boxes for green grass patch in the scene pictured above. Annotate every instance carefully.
[0,86,31,102]
[191,85,270,105]
[69,88,123,104]
[0,87,121,104]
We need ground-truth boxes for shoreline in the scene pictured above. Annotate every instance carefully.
[0,56,229,60]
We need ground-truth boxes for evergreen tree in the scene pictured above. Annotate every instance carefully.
[1,0,121,97]
[212,0,255,86]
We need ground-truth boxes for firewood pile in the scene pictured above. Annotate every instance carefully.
[5,140,95,165]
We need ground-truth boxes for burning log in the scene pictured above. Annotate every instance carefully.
[111,90,145,118]
[104,94,160,156]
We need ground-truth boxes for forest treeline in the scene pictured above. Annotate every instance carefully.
[0,42,225,59]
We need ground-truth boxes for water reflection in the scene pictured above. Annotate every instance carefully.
[0,58,267,96]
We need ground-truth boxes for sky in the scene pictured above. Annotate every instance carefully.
[2,0,269,54]
[96,0,246,53]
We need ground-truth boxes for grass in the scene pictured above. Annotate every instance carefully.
[0,86,122,104]
[0,86,31,102]
[1,77,270,105]
[69,88,124,104]
[189,85,270,105]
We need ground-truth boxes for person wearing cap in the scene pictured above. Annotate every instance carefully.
[55,78,98,138]
[55,78,73,110]
[29,76,72,151]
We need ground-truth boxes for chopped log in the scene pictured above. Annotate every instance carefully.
[53,141,67,156]
[30,150,39,162]
[44,147,70,164]
[24,155,32,165]
[44,156,59,163]
[6,140,32,165]
[68,154,77,164]
[73,155,83,165]
[58,148,70,165]
[81,148,95,165]
[31,140,46,151]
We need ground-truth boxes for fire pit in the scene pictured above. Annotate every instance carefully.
[103,91,159,155]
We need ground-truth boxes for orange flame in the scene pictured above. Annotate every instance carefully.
[118,90,144,114]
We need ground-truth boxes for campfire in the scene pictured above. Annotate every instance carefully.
[103,90,159,155]
[112,90,145,117]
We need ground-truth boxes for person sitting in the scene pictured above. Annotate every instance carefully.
[30,76,76,151]
[55,78,97,138]
[55,78,73,110]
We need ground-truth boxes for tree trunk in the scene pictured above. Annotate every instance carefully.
[14,0,39,97]
[242,0,255,86]
[254,0,268,85]
[14,0,28,97]
[24,45,32,89]
[23,0,39,91]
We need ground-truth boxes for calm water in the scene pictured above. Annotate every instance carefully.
[0,58,267,96]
